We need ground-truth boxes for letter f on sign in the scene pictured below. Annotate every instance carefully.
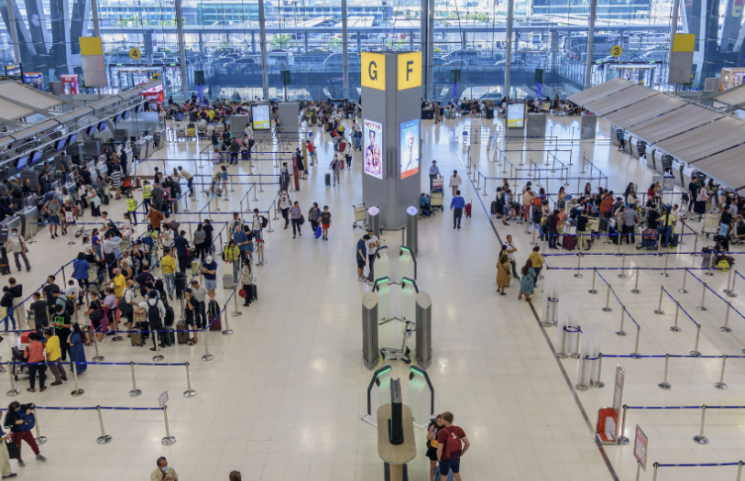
[407,61,413,80]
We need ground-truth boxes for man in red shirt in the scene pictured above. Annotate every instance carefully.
[436,411,470,480]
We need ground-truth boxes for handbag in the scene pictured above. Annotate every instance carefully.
[298,215,305,226]
[5,440,19,459]
[239,288,247,298]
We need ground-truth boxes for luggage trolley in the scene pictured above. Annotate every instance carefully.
[430,178,444,211]
[702,212,720,238]
[353,203,367,229]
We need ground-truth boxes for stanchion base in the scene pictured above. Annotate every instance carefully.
[714,382,728,390]
[678,289,688,294]
[267,228,274,233]
[670,326,682,332]
[602,307,613,312]
[201,354,214,361]
[222,330,233,335]
[6,389,19,397]
[631,289,640,294]
[161,436,176,446]
[588,289,598,294]
[615,331,626,336]
[570,353,581,359]
[654,310,665,315]
[71,389,84,397]
[541,322,552,328]
[618,436,629,445]
[658,382,671,390]
[556,353,568,359]
[96,435,112,445]
[697,306,708,311]
[690,351,702,357]
[693,435,709,445]
[35,436,47,445]
[704,272,715,277]
[574,274,583,279]
[720,326,732,332]
[92,356,104,362]
[617,274,628,279]
[660,273,670,278]
[152,355,164,362]
[183,389,197,397]
[67,242,76,246]
[575,383,588,391]
[231,312,241,317]
[593,381,605,388]
[128,389,142,397]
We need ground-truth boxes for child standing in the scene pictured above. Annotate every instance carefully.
[320,206,331,241]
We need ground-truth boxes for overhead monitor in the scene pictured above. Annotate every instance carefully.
[252,104,271,130]
[15,156,29,170]
[54,139,66,151]
[31,151,42,164]
[97,121,107,131]
[506,102,526,128]
[363,119,383,179]
[122,110,130,120]
[134,104,144,113]
[86,125,97,136]
[400,119,419,180]
[67,133,78,145]
[113,114,121,123]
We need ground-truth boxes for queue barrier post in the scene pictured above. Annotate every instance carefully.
[714,355,728,390]
[724,269,734,296]
[721,302,733,332]
[728,270,738,298]
[6,362,18,397]
[658,353,671,390]
[96,405,112,444]
[691,324,702,357]
[602,284,612,312]
[631,266,640,294]
[70,361,84,397]
[201,329,213,361]
[91,324,104,362]
[593,353,605,388]
[556,326,568,359]
[183,362,197,397]
[589,267,598,294]
[654,286,665,314]
[652,463,659,481]
[616,307,627,336]
[128,361,141,397]
[618,405,629,444]
[482,176,488,197]
[152,333,164,362]
[671,301,681,332]
[618,254,627,279]
[738,461,744,481]
[697,282,708,311]
[705,252,715,277]
[661,252,670,277]
[575,355,589,391]
[679,268,689,294]
[32,407,47,444]
[632,324,641,358]
[161,405,176,445]
[230,285,241,321]
[574,253,583,279]
[693,405,709,444]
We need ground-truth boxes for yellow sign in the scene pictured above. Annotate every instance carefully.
[129,48,142,60]
[361,52,386,91]
[672,34,695,52]
[79,37,103,56]
[397,52,422,91]
[611,45,623,57]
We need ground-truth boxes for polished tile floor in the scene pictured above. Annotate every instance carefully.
[3,112,741,481]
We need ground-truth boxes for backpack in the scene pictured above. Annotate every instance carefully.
[118,289,133,315]
[261,216,268,228]
[439,426,463,459]
[61,296,75,316]
[544,215,556,230]
[164,306,175,326]
[533,196,542,207]
[147,300,161,326]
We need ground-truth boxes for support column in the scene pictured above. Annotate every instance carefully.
[669,0,681,62]
[427,0,434,99]
[258,0,269,100]
[342,0,348,99]
[90,0,100,37]
[504,0,514,97]
[174,0,188,95]
[4,0,20,63]
[584,0,598,88]
[421,0,429,99]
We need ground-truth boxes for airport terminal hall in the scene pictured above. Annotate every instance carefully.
[4,0,745,479]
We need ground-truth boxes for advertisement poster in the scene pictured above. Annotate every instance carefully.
[400,119,420,179]
[252,104,271,130]
[364,119,383,179]
[506,103,525,128]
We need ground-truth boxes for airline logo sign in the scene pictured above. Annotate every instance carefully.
[361,53,386,91]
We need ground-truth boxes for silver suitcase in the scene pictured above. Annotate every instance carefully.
[223,274,235,290]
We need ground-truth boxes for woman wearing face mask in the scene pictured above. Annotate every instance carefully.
[4,401,46,467]
[278,189,292,229]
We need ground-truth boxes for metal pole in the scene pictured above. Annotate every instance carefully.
[679,268,689,293]
[201,329,213,361]
[556,328,567,359]
[618,405,629,444]
[575,355,588,391]
[652,463,659,481]
[504,0,514,96]
[96,405,112,444]
[616,306,626,336]
[671,301,681,332]
[602,283,612,311]
[230,287,241,320]
[161,405,176,445]
[589,267,598,294]
[737,461,743,481]
[174,0,189,95]
[5,362,18,396]
[632,324,640,357]
[658,353,671,389]
[257,0,269,100]
[705,251,715,277]
[631,266,640,294]
[593,353,605,388]
[721,302,733,332]
[574,253,583,278]
[690,324,702,357]
[70,360,84,397]
[152,330,164,361]
[31,407,46,444]
[654,286,665,314]
[697,283,708,311]
[692,234,699,256]
[635,462,641,481]
[128,361,141,396]
[183,362,197,397]
[729,270,738,298]
[660,252,670,277]
[91,323,104,362]
[714,355,728,389]
[259,173,264,192]
[724,268,734,296]
[693,405,708,444]
[618,254,627,279]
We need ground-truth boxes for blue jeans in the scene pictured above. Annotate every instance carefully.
[659,226,672,247]
[164,273,175,297]
[4,306,15,331]
[232,262,239,284]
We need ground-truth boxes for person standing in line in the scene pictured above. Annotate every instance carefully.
[436,412,469,481]
[67,323,87,376]
[190,280,207,330]
[140,290,165,352]
[23,332,46,392]
[320,206,331,241]
[201,255,218,300]
[278,189,292,230]
[518,259,536,303]
[0,411,17,478]
[496,253,511,295]
[7,279,24,329]
[620,205,640,245]
[289,201,303,238]
[449,170,462,197]
[177,167,194,197]
[142,180,152,212]
[150,456,178,481]
[251,208,263,241]
[240,259,252,308]
[330,155,341,186]
[450,190,465,230]
[223,239,241,285]
[503,235,519,280]
[174,230,190,273]
[29,293,48,330]
[193,223,206,261]
[429,160,441,191]
[527,246,544,286]
[356,235,370,282]
[688,175,699,213]
[306,140,317,165]
[161,248,177,301]
[4,229,30,273]
[4,402,46,467]
[126,193,138,225]
[366,229,380,282]
[183,288,198,345]
[150,182,164,212]
[44,328,66,386]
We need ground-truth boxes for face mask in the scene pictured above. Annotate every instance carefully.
[11,233,16,236]
[161,466,168,472]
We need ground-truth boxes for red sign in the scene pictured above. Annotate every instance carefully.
[634,425,648,471]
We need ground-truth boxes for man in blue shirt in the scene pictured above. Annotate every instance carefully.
[201,255,218,298]
[428,160,441,191]
[233,225,252,263]
[356,235,370,282]
[450,190,466,229]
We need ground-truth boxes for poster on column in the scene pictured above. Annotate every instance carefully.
[364,119,383,179]
[252,104,271,130]
[400,119,419,179]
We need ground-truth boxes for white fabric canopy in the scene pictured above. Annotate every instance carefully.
[584,85,658,116]
[604,94,686,128]
[0,82,62,110]
[0,97,35,121]
[631,104,723,143]
[567,78,633,106]
[712,85,745,107]
[656,116,745,161]
[689,144,745,191]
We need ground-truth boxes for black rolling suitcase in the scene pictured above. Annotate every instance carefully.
[325,173,331,187]
[490,201,498,217]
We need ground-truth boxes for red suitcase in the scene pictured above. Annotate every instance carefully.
[465,202,472,218]
[562,226,577,250]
